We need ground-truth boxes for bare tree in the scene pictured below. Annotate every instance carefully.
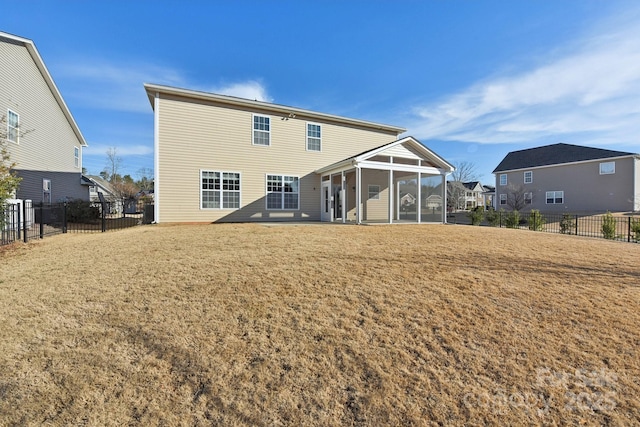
[447,181,466,212]
[505,184,527,211]
[103,147,139,199]
[450,161,479,183]
[136,167,154,192]
[104,146,122,183]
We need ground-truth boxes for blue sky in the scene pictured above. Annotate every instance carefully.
[3,1,640,184]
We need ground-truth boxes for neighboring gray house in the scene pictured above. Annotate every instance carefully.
[1,31,88,202]
[493,143,640,213]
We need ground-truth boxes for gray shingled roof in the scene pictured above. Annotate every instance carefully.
[493,143,636,173]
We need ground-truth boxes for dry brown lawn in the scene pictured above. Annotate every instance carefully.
[1,223,639,426]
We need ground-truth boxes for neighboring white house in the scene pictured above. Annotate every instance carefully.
[145,83,455,224]
[493,143,640,212]
[1,31,88,203]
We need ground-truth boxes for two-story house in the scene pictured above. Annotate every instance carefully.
[144,83,454,224]
[1,31,88,203]
[493,143,640,213]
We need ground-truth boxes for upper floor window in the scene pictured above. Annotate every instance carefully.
[74,146,80,168]
[307,123,321,151]
[499,174,507,186]
[546,191,564,204]
[253,114,270,146]
[599,161,615,175]
[266,174,299,210]
[201,170,241,209]
[524,171,533,184]
[7,110,19,143]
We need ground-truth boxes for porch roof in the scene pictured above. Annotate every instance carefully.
[315,136,455,176]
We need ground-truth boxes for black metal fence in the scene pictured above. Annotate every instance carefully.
[1,199,154,246]
[448,209,640,243]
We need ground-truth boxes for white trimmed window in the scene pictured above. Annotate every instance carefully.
[253,114,270,146]
[266,174,299,210]
[524,192,532,204]
[599,161,615,175]
[524,171,533,184]
[546,191,564,204]
[499,174,507,186]
[368,185,380,200]
[201,171,241,209]
[307,123,321,151]
[500,194,507,205]
[74,146,80,168]
[7,110,19,143]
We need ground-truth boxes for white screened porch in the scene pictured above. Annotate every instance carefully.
[315,137,454,224]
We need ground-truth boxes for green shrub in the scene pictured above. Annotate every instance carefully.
[468,206,484,226]
[66,199,100,223]
[560,213,574,235]
[527,210,545,231]
[485,208,500,227]
[504,210,521,229]
[601,211,617,240]
[630,216,640,243]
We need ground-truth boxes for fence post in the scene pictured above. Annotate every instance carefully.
[574,215,578,236]
[63,202,68,234]
[39,203,44,239]
[628,216,632,243]
[499,210,503,228]
[23,201,28,243]
[16,203,21,241]
[102,203,107,232]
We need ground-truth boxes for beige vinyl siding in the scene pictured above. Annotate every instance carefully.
[1,38,82,173]
[360,169,390,221]
[156,94,399,222]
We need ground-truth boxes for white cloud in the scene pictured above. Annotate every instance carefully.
[408,11,640,147]
[53,59,272,112]
[209,81,273,102]
[53,60,186,113]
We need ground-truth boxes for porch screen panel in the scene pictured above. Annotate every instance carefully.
[420,175,443,222]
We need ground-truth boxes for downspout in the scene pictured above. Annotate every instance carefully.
[356,166,362,224]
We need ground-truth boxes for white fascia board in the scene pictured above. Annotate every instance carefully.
[143,83,405,135]
[358,160,444,175]
[0,32,88,147]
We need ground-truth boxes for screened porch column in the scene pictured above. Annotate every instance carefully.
[388,163,394,224]
[417,172,422,223]
[442,174,447,224]
[341,171,346,224]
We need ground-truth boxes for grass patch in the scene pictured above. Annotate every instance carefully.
[1,224,639,425]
